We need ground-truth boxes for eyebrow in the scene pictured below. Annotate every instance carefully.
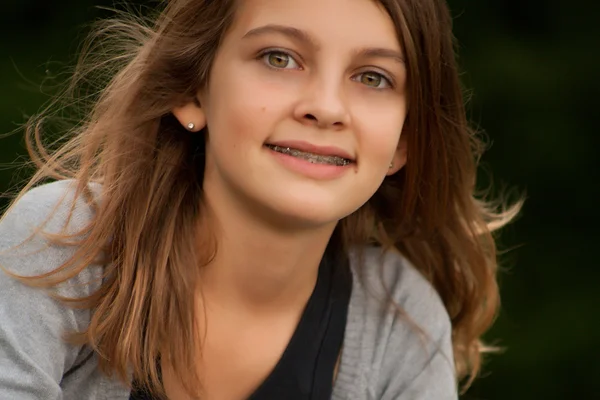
[353,47,405,65]
[242,24,319,49]
[242,24,404,65]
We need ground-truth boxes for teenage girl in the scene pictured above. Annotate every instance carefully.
[0,0,519,399]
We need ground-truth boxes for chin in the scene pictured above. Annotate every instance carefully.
[263,192,364,230]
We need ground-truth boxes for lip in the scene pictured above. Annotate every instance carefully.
[265,147,353,180]
[265,140,355,161]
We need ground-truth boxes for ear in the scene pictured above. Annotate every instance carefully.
[172,98,207,132]
[387,136,407,176]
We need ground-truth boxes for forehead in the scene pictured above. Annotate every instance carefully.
[230,0,401,51]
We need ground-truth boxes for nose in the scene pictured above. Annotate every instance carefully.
[293,75,350,130]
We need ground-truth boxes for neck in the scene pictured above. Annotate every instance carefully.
[198,191,337,315]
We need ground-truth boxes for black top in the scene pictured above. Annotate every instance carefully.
[130,244,352,399]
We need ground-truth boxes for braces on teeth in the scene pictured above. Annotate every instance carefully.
[267,145,352,166]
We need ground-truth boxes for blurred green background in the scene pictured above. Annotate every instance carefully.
[1,1,598,399]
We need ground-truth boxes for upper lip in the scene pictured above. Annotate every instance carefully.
[266,140,355,161]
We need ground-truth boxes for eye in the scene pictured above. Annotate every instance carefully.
[260,50,301,70]
[354,71,393,89]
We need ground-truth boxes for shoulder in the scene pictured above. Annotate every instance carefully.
[0,179,102,288]
[348,245,452,342]
[339,245,456,398]
[1,179,101,236]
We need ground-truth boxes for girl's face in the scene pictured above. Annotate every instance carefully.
[187,0,407,228]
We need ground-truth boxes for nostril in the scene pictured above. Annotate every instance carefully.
[304,113,317,121]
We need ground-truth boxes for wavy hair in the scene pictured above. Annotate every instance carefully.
[2,0,520,396]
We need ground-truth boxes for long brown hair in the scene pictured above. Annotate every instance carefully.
[2,0,520,396]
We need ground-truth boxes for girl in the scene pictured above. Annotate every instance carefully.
[0,0,519,399]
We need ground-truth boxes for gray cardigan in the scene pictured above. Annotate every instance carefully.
[0,180,457,399]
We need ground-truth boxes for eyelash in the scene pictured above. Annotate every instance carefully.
[256,49,396,90]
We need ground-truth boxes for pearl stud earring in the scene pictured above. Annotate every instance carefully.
[389,162,393,169]
[187,122,195,130]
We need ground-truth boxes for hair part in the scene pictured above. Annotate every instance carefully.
[2,0,521,396]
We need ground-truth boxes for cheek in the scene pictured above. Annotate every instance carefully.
[356,102,406,159]
[208,65,292,144]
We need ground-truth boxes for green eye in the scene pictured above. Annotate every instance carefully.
[360,72,385,87]
[267,52,291,68]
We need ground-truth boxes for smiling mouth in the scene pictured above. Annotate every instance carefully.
[265,144,353,166]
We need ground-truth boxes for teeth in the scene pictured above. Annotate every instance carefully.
[266,145,352,166]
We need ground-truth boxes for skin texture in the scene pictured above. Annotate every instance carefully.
[168,0,408,397]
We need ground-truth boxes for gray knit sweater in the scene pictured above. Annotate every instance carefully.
[0,180,457,399]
